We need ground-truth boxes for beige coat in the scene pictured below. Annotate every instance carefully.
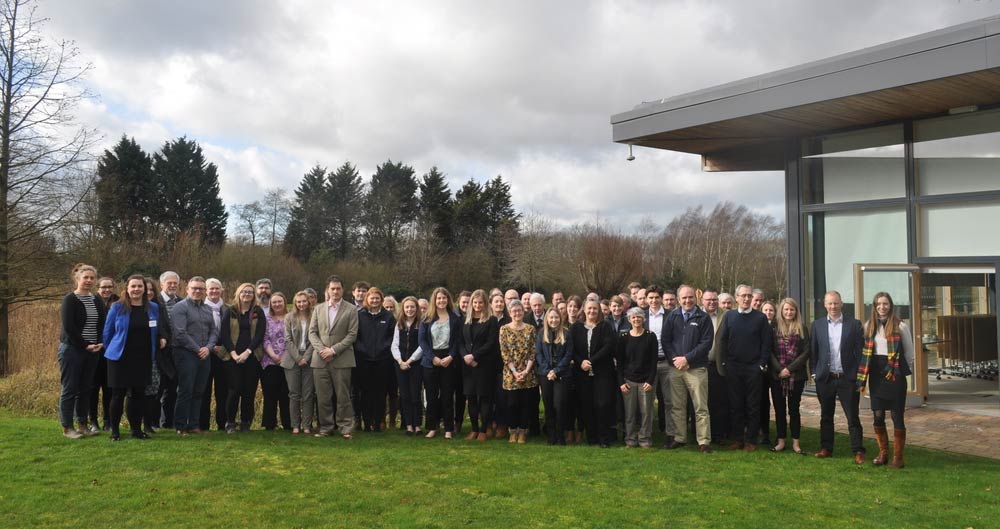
[308,299,358,369]
[281,313,314,369]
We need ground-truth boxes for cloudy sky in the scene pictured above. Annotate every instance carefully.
[38,0,1000,232]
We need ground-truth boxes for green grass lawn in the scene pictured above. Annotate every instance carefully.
[0,412,996,529]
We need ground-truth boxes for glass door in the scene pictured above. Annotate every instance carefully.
[853,264,923,401]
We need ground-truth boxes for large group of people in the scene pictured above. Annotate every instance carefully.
[57,265,914,467]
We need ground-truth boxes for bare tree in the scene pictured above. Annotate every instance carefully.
[575,222,642,297]
[0,0,96,375]
[232,201,265,247]
[259,187,291,251]
[505,211,559,293]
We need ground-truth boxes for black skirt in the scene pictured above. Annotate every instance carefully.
[108,305,153,389]
[868,355,906,410]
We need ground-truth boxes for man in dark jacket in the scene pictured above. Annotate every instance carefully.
[662,285,715,452]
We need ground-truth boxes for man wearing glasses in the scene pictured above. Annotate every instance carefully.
[717,284,773,452]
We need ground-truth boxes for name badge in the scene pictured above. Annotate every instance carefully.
[149,320,158,328]
[689,322,698,326]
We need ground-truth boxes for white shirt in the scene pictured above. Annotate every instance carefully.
[648,306,665,358]
[827,315,844,374]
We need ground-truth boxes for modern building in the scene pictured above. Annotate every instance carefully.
[612,16,1000,407]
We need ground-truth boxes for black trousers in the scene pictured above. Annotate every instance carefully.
[708,364,730,442]
[576,370,617,444]
[199,353,228,431]
[726,365,762,444]
[453,365,466,432]
[492,372,508,428]
[540,377,571,443]
[357,358,393,430]
[423,364,457,432]
[770,378,805,439]
[759,371,772,441]
[816,375,864,454]
[261,364,291,430]
[224,356,261,427]
[505,387,537,430]
[110,386,145,436]
[396,363,423,429]
[88,356,111,427]
[158,373,177,429]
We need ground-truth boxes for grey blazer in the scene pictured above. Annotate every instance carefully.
[308,299,359,369]
[709,308,729,376]
[282,314,314,369]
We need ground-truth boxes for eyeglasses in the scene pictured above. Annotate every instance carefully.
[240,290,254,295]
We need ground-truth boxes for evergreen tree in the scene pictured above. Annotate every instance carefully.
[482,175,520,279]
[151,137,228,245]
[284,165,330,261]
[95,135,154,241]
[327,161,364,259]
[362,159,418,261]
[452,179,486,248]
[417,166,453,250]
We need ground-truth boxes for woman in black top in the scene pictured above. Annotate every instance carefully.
[58,263,106,439]
[355,287,396,432]
[392,296,423,435]
[489,293,511,439]
[220,282,266,433]
[102,275,167,441]
[616,307,658,448]
[571,299,617,447]
[461,289,500,441]
[89,277,117,432]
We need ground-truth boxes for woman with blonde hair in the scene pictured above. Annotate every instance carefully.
[859,292,915,468]
[460,289,500,441]
[769,298,809,454]
[219,282,266,433]
[355,287,396,432]
[392,296,424,435]
[283,290,315,434]
[58,263,106,439]
[537,307,574,445]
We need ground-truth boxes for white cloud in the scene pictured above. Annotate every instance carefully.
[35,0,1000,230]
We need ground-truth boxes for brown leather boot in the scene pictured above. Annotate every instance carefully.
[889,429,906,468]
[872,426,890,466]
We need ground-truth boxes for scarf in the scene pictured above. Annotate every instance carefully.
[857,322,901,390]
[775,333,800,396]
[205,298,224,330]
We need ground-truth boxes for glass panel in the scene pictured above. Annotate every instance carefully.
[858,270,915,391]
[914,108,1000,196]
[920,200,1000,257]
[920,272,997,405]
[801,124,905,204]
[803,208,907,322]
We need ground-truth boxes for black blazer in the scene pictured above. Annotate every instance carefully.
[462,317,500,367]
[809,315,864,382]
[569,320,616,373]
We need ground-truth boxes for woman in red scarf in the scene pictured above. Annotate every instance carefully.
[858,292,915,468]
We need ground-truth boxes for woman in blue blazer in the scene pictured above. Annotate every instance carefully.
[102,274,167,441]
[536,308,574,445]
[418,287,463,439]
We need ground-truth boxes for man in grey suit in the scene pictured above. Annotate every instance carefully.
[309,275,359,439]
[809,290,866,463]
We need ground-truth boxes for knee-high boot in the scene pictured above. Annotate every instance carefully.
[872,425,890,466]
[889,429,906,468]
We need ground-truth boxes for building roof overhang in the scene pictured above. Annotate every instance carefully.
[610,15,1000,171]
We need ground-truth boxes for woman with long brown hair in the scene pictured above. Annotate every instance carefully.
[419,287,463,439]
[392,296,424,435]
[261,292,292,430]
[220,282,266,433]
[537,307,574,445]
[859,292,915,468]
[461,289,500,441]
[769,298,809,454]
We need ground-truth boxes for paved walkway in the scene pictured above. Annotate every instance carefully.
[796,397,1000,460]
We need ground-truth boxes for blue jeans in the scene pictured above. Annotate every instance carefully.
[58,343,98,428]
[174,350,210,430]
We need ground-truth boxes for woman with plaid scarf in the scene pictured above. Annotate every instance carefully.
[858,292,915,468]
[769,298,810,454]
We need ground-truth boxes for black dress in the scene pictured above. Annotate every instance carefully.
[108,305,152,389]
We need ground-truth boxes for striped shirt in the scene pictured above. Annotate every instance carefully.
[77,294,100,344]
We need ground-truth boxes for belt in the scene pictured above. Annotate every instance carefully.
[829,372,844,379]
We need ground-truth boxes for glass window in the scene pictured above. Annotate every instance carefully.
[914,108,1000,196]
[920,200,1000,257]
[801,124,905,204]
[804,209,907,322]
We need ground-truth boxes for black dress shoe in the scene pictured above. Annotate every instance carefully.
[110,433,121,442]
[131,431,151,440]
